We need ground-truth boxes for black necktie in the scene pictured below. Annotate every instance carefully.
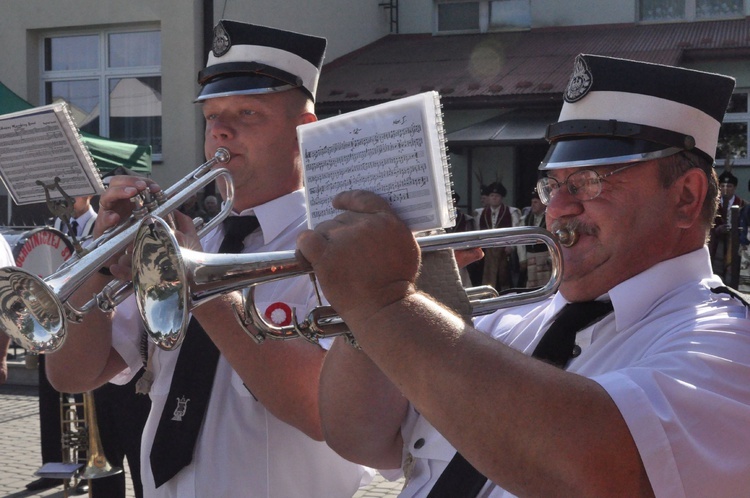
[532,300,614,369]
[427,300,614,498]
[219,215,260,253]
[68,219,79,237]
[149,215,259,488]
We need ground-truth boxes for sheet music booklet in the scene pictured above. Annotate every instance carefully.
[0,102,104,205]
[298,91,455,233]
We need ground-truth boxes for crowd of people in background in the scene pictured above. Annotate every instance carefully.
[454,181,551,292]
[709,170,749,292]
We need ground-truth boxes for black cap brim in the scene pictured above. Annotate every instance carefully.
[540,137,683,170]
[195,74,298,102]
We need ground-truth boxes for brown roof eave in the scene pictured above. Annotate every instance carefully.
[316,93,562,116]
[440,94,562,111]
[681,46,750,62]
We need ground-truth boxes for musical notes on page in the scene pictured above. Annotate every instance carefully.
[0,103,104,205]
[299,91,455,232]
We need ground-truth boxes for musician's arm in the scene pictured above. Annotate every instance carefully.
[45,272,128,393]
[318,337,407,469]
[46,176,157,393]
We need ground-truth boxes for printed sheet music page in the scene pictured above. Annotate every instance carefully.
[298,91,455,233]
[0,102,104,205]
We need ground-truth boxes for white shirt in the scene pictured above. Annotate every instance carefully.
[0,236,14,266]
[54,205,97,238]
[111,190,370,497]
[395,246,750,498]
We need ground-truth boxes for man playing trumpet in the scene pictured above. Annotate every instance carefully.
[46,20,369,497]
[300,55,750,496]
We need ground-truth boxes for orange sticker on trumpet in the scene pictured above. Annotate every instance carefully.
[265,302,293,326]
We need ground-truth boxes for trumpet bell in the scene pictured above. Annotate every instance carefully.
[0,267,66,352]
[132,215,306,350]
[132,215,190,351]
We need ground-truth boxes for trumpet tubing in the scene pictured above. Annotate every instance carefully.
[132,216,562,350]
[0,148,233,353]
[59,392,123,483]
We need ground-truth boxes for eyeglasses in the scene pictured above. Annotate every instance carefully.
[536,163,641,205]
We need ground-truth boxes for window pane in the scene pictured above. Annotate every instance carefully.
[717,122,748,160]
[490,0,531,29]
[44,35,99,71]
[639,0,686,20]
[109,31,161,68]
[726,93,748,114]
[438,2,480,31]
[45,80,100,135]
[696,0,743,18]
[108,77,162,154]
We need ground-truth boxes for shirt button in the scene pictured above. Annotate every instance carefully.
[414,438,425,449]
[571,345,582,358]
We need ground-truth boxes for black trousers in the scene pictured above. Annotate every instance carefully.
[89,369,151,498]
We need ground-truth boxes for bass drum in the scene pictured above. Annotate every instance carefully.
[1,226,74,278]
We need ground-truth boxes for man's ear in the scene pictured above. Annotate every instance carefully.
[298,111,317,126]
[673,168,708,229]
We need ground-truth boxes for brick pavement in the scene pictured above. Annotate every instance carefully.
[0,367,403,498]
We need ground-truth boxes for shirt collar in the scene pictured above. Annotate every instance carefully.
[229,189,306,245]
[72,205,96,225]
[550,246,713,332]
[607,246,714,331]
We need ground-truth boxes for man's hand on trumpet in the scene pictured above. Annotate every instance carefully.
[94,175,203,281]
[95,176,161,238]
[297,190,483,329]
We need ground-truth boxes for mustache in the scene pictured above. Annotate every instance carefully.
[548,218,597,247]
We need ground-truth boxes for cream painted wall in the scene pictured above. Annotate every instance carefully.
[0,0,205,187]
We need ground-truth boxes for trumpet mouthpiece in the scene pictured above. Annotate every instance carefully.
[555,227,579,248]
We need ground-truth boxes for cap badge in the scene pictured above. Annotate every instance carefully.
[212,22,231,58]
[564,55,593,103]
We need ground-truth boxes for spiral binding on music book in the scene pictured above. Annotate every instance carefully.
[432,90,456,227]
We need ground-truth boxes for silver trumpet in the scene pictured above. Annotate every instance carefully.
[132,215,562,350]
[0,148,233,353]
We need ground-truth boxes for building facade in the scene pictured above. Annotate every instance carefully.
[0,0,748,219]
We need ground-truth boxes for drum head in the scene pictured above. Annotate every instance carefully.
[7,227,74,277]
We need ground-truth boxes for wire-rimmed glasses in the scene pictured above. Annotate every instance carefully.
[536,163,641,205]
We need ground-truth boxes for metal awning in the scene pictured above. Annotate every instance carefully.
[447,108,558,146]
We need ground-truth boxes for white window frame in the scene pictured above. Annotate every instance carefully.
[638,0,746,23]
[718,89,750,166]
[434,0,531,35]
[39,24,162,160]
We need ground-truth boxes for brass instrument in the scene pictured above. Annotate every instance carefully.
[60,391,122,496]
[132,215,562,350]
[0,148,234,354]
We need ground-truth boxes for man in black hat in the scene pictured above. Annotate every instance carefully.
[47,20,369,497]
[477,181,518,290]
[301,54,750,496]
[709,170,746,279]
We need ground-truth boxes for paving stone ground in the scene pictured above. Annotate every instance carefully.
[0,364,403,498]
